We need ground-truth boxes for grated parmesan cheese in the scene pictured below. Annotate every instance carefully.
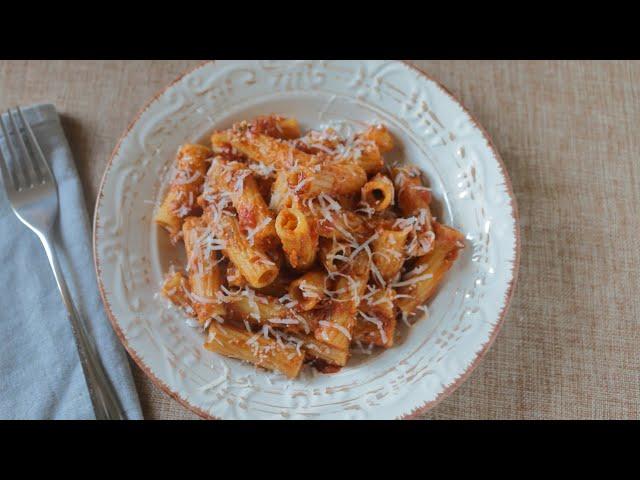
[173,170,202,185]
[245,217,272,246]
[318,320,352,340]
[391,272,434,288]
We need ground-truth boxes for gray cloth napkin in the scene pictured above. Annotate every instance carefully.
[0,104,142,420]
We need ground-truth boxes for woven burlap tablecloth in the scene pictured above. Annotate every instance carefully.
[1,60,637,419]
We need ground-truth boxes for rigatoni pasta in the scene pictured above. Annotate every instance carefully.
[155,144,213,241]
[371,226,410,283]
[182,216,225,323]
[288,270,327,311]
[206,158,277,249]
[204,321,304,379]
[361,173,395,212]
[391,165,436,257]
[355,287,397,348]
[157,114,463,378]
[217,214,279,289]
[161,271,196,318]
[314,250,370,351]
[275,205,318,270]
[395,222,465,321]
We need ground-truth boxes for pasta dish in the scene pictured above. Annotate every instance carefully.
[156,115,464,378]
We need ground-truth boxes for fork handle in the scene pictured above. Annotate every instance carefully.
[36,232,127,420]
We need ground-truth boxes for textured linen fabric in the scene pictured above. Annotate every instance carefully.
[0,104,142,420]
[1,60,637,419]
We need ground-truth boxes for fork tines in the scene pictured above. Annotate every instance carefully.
[0,107,53,191]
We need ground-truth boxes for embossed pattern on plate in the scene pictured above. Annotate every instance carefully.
[93,60,520,419]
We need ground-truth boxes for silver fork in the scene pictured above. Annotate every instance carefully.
[0,107,126,420]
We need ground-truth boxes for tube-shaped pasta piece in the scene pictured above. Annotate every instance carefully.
[229,299,347,367]
[210,130,230,151]
[354,288,396,348]
[227,129,319,169]
[154,190,184,240]
[155,144,212,241]
[295,127,385,175]
[341,134,383,175]
[288,270,327,311]
[401,209,435,258]
[292,161,368,199]
[391,165,433,217]
[204,322,304,379]
[371,227,410,282]
[354,143,383,175]
[391,165,435,257]
[319,238,353,273]
[223,127,367,198]
[161,271,196,318]
[207,159,277,249]
[226,263,246,289]
[359,124,394,153]
[217,215,279,289]
[227,126,367,199]
[314,250,370,351]
[182,217,225,323]
[315,295,357,351]
[394,222,465,317]
[230,300,347,367]
[293,128,343,155]
[224,291,318,335]
[338,125,394,176]
[269,171,294,212]
[301,334,348,366]
[250,115,301,139]
[312,197,371,243]
[275,206,318,270]
[255,270,297,297]
[171,145,211,193]
[210,116,301,151]
[361,173,395,212]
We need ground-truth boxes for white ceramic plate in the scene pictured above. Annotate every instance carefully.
[94,60,520,419]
